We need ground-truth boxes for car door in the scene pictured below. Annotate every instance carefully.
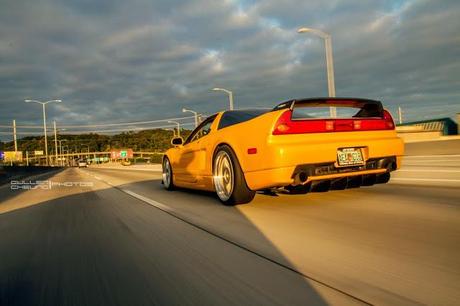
[176,115,217,184]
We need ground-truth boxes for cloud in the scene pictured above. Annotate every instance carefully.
[0,0,459,139]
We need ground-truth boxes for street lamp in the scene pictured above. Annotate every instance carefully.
[24,99,62,165]
[167,120,181,137]
[182,108,199,128]
[297,27,337,118]
[57,139,67,166]
[212,87,234,110]
[164,128,176,137]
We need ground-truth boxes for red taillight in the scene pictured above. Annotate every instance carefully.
[383,109,395,129]
[247,148,257,154]
[272,109,395,135]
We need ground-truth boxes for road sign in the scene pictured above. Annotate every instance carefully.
[34,150,44,156]
[111,149,133,159]
[4,151,23,162]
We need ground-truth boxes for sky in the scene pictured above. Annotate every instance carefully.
[0,0,459,139]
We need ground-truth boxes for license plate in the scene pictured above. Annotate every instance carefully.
[337,148,364,166]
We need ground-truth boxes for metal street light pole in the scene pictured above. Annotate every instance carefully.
[58,139,67,166]
[297,27,337,118]
[167,121,181,137]
[62,145,69,166]
[24,99,62,165]
[13,120,18,152]
[182,108,199,128]
[53,121,58,166]
[164,128,176,138]
[212,87,234,110]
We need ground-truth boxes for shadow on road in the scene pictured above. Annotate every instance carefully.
[0,178,341,306]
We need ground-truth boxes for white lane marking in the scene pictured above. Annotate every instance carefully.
[398,169,460,173]
[89,173,174,212]
[392,178,460,183]
[404,154,460,158]
[120,189,174,213]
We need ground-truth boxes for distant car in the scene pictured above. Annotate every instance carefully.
[162,97,404,205]
[78,160,88,168]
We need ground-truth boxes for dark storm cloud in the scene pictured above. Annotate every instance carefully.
[0,0,459,138]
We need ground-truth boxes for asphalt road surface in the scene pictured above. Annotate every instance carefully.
[0,154,459,305]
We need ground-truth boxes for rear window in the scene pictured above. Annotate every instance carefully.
[291,99,383,119]
[292,106,365,119]
[218,109,268,129]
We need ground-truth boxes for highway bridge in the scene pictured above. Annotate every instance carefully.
[0,140,459,305]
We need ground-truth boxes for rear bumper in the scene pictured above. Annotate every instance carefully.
[244,155,401,190]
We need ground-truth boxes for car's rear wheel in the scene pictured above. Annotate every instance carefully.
[213,146,255,205]
[162,157,174,190]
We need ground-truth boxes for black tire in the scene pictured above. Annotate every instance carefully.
[162,156,175,191]
[213,145,255,205]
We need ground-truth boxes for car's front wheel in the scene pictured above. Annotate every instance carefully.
[162,157,174,190]
[213,145,255,205]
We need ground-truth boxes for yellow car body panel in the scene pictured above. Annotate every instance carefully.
[164,108,404,192]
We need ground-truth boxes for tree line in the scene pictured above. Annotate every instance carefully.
[0,129,192,154]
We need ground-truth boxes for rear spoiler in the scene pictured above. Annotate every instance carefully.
[273,97,384,118]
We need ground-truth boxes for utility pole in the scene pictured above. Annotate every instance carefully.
[26,151,29,166]
[398,107,403,124]
[54,121,58,166]
[13,120,18,152]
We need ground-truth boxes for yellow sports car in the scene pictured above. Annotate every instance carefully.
[162,98,404,205]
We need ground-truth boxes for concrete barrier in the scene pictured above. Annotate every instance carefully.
[404,138,460,156]
[397,131,443,142]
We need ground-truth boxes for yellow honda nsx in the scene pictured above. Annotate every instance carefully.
[162,98,404,205]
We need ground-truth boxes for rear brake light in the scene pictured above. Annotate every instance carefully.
[273,109,396,135]
[383,109,395,129]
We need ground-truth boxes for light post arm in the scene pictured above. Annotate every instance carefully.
[212,88,234,110]
[183,108,199,127]
[297,27,337,118]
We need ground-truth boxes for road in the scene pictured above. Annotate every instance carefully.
[0,154,459,305]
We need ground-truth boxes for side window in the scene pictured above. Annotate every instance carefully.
[218,110,268,130]
[191,121,213,142]
[184,115,216,144]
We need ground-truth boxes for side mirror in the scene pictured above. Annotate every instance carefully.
[171,137,184,146]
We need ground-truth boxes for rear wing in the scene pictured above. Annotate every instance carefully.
[273,97,384,118]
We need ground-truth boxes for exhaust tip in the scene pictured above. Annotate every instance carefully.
[293,171,308,185]
[388,162,397,171]
[299,172,308,183]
